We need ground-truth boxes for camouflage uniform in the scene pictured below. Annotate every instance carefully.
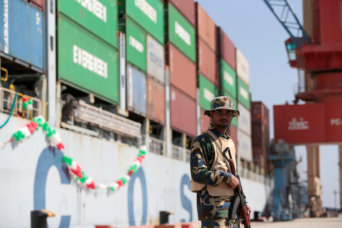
[191,127,240,228]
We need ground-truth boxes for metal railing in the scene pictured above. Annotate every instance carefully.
[149,137,164,155]
[0,87,42,119]
[171,145,184,161]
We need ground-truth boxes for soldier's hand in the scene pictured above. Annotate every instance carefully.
[228,175,240,189]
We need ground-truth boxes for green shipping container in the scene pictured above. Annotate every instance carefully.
[220,59,237,98]
[168,3,196,62]
[223,90,238,127]
[58,0,118,48]
[199,74,218,110]
[237,77,250,109]
[119,0,164,44]
[126,18,147,72]
[58,16,119,104]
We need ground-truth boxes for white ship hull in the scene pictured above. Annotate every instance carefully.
[0,114,272,228]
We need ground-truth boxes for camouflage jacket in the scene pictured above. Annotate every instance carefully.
[190,127,234,220]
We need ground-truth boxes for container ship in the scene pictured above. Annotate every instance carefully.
[0,0,274,227]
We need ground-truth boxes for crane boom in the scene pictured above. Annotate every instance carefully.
[263,0,310,47]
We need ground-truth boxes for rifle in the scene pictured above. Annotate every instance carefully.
[223,148,251,228]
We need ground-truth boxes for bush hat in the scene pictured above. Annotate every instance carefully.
[204,96,240,117]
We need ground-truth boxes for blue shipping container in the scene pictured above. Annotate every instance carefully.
[0,0,44,70]
[127,64,147,116]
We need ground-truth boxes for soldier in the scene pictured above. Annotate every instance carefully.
[190,96,251,228]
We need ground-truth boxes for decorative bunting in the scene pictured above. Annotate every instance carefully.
[23,97,33,111]
[1,116,147,193]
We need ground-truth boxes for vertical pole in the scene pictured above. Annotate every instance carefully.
[46,0,56,126]
[339,145,342,210]
[118,32,127,116]
[165,67,171,158]
[196,88,201,135]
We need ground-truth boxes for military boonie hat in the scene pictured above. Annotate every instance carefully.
[204,96,240,117]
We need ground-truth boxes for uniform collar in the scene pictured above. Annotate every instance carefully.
[208,125,230,139]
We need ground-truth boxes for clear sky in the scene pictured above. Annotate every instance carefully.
[196,0,340,208]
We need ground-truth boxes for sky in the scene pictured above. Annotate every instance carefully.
[196,0,340,208]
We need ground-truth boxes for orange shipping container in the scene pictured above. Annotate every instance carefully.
[168,0,196,26]
[218,27,236,70]
[198,38,218,86]
[147,77,165,124]
[196,3,216,52]
[170,86,197,137]
[229,125,238,150]
[167,44,197,99]
[200,109,211,133]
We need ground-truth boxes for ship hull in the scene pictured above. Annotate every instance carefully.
[0,114,270,227]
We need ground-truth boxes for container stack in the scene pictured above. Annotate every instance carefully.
[0,0,44,71]
[251,101,270,173]
[196,3,218,133]
[57,0,119,104]
[217,27,238,145]
[118,0,164,119]
[236,49,252,164]
[165,0,197,138]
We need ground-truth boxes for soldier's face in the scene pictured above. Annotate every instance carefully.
[210,109,234,129]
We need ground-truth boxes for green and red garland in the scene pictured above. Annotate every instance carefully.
[1,116,146,192]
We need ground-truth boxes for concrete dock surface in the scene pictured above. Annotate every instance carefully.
[251,217,342,228]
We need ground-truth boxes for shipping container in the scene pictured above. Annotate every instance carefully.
[167,3,196,62]
[170,86,197,137]
[199,74,218,110]
[303,0,314,42]
[127,64,147,116]
[58,15,119,103]
[196,3,216,52]
[167,44,197,99]
[220,59,237,98]
[222,90,237,128]
[238,103,251,136]
[237,78,250,110]
[229,125,238,149]
[236,49,250,85]
[315,72,342,91]
[200,108,211,133]
[168,0,195,26]
[126,18,147,72]
[218,27,236,70]
[58,0,118,47]
[119,0,164,44]
[274,103,325,144]
[0,0,44,69]
[238,129,252,161]
[324,99,342,143]
[147,35,165,83]
[320,0,342,46]
[28,0,44,11]
[147,77,165,124]
[198,38,218,85]
[251,101,269,126]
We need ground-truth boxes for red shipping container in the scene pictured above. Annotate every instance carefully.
[252,101,269,126]
[169,0,195,26]
[167,44,197,99]
[229,125,238,149]
[198,38,218,86]
[315,72,342,90]
[196,3,216,52]
[170,86,197,137]
[274,103,325,144]
[147,77,165,125]
[324,99,342,143]
[28,0,45,11]
[200,109,211,133]
[218,27,236,70]
[320,0,342,46]
[252,123,262,148]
